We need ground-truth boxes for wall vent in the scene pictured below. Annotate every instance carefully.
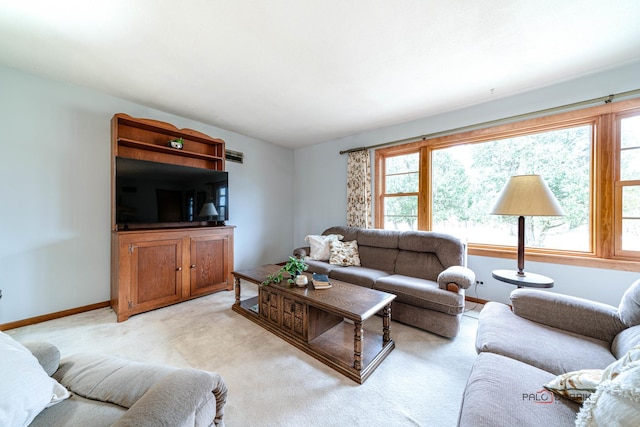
[225,149,244,164]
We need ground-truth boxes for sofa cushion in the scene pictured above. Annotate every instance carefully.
[0,332,70,427]
[304,259,339,275]
[397,231,464,267]
[329,240,361,266]
[357,246,398,272]
[458,352,580,427]
[53,353,176,409]
[618,278,640,327]
[30,394,127,427]
[374,274,464,315]
[544,344,640,404]
[394,251,444,281]
[612,324,640,359]
[355,228,400,248]
[476,302,616,375]
[329,266,389,288]
[22,341,61,376]
[322,226,359,242]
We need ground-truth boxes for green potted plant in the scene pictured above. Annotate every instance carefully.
[262,256,309,285]
[168,137,184,149]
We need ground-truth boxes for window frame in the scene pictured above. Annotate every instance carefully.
[374,98,640,272]
[614,110,640,259]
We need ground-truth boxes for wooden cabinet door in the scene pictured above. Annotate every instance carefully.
[130,238,183,313]
[260,288,280,325]
[282,296,307,340]
[189,234,230,296]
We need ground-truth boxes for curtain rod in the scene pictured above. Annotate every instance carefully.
[339,88,640,155]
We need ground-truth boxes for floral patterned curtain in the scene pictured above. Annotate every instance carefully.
[346,150,372,228]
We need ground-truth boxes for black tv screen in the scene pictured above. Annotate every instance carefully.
[115,157,228,229]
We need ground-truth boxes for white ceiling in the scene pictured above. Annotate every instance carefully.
[1,1,640,149]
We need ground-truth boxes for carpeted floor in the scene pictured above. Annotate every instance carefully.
[8,286,481,427]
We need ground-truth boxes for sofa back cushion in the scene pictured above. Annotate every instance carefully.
[357,246,398,272]
[395,251,444,281]
[322,226,359,242]
[612,325,640,359]
[618,278,640,327]
[397,231,465,268]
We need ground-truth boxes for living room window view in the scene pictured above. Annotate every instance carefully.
[376,102,640,267]
[3,3,640,427]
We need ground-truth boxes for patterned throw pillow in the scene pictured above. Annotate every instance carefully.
[329,240,361,266]
[544,345,640,404]
[544,369,603,403]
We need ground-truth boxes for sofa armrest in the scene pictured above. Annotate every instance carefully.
[511,289,626,343]
[293,246,310,259]
[23,341,60,376]
[437,266,475,291]
[112,369,228,427]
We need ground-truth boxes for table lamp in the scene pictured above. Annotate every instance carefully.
[490,175,564,277]
[199,202,219,222]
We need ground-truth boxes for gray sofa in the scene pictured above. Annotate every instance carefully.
[295,226,475,338]
[3,332,227,427]
[458,278,640,426]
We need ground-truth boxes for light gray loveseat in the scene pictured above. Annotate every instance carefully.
[458,278,640,426]
[3,332,228,427]
[294,226,475,338]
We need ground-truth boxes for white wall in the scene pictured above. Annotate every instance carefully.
[0,65,294,324]
[294,61,640,307]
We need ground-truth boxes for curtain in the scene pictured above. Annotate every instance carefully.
[346,150,372,228]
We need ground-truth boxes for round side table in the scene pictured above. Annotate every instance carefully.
[491,269,554,288]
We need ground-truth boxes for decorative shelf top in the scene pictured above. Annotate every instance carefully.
[117,138,224,162]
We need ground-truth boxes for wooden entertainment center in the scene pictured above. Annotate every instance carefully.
[110,114,234,322]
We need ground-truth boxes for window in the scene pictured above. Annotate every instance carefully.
[617,113,640,255]
[379,152,419,230]
[431,125,592,252]
[375,98,640,270]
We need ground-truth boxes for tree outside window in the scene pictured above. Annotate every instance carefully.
[431,125,592,251]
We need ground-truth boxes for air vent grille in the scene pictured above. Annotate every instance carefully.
[225,149,244,164]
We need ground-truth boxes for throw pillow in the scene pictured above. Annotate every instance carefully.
[543,369,603,403]
[543,345,640,404]
[602,344,640,381]
[576,361,640,426]
[329,240,361,266]
[305,234,344,261]
[0,331,70,427]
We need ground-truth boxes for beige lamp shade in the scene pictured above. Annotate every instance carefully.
[490,175,564,217]
[199,202,219,217]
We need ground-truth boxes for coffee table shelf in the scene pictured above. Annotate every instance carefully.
[232,265,396,384]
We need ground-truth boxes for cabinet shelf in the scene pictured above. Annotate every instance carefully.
[117,137,225,163]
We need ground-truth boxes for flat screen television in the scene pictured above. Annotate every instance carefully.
[115,157,228,230]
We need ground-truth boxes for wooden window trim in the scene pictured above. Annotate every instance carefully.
[374,98,640,273]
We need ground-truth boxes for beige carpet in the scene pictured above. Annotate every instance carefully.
[8,287,481,427]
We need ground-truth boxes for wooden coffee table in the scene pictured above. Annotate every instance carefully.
[232,265,396,384]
